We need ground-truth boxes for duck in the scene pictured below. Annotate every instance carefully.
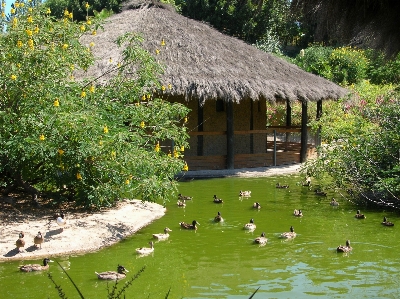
[239,190,252,197]
[382,217,394,226]
[314,189,327,196]
[213,195,224,203]
[293,209,303,217]
[253,202,261,209]
[280,226,296,239]
[95,265,129,280]
[337,240,352,253]
[178,194,193,201]
[56,212,67,230]
[136,241,155,255]
[153,227,172,240]
[244,218,256,230]
[302,177,311,187]
[214,211,224,222]
[16,232,25,252]
[276,183,289,189]
[254,232,267,245]
[330,198,339,206]
[179,220,200,230]
[177,200,186,207]
[355,210,366,219]
[19,258,52,272]
[33,231,44,249]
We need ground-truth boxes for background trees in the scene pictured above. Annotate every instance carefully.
[0,1,189,207]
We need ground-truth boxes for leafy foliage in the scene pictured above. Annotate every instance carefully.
[302,82,400,207]
[0,1,189,207]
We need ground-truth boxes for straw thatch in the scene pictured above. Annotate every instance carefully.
[80,0,348,105]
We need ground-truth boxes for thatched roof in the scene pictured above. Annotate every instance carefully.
[80,0,348,104]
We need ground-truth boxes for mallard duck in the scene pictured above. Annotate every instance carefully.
[177,200,186,207]
[355,210,366,219]
[239,190,252,197]
[19,258,52,272]
[382,217,394,226]
[179,220,200,230]
[95,265,129,280]
[244,218,256,230]
[56,212,67,230]
[178,194,192,201]
[293,209,303,217]
[33,231,44,249]
[136,241,155,255]
[314,189,327,196]
[330,198,339,206]
[16,232,25,252]
[337,240,352,253]
[276,183,289,189]
[213,195,224,203]
[280,226,296,239]
[254,232,267,245]
[253,202,261,209]
[153,227,172,240]
[214,211,224,222]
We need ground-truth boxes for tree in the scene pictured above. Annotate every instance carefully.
[0,1,190,207]
[302,82,400,208]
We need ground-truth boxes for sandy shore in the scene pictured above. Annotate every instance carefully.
[0,164,301,262]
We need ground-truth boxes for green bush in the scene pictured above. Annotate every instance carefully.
[0,2,189,207]
[294,45,333,79]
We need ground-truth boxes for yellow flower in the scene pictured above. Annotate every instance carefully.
[87,19,91,25]
[11,8,15,14]
[64,9,69,16]
[10,74,17,80]
[27,15,33,23]
[1,12,5,17]
[89,85,95,93]
[161,39,165,46]
[15,2,20,8]
[17,40,23,47]
[58,149,64,155]
[140,121,145,128]
[180,145,184,152]
[168,151,171,157]
[69,12,73,19]
[147,94,151,99]
[39,134,45,141]
[92,30,96,35]
[45,8,51,14]
[141,94,146,101]
[81,90,86,98]
[161,85,166,91]
[125,179,130,185]
[28,7,32,12]
[54,99,60,107]
[168,83,172,89]
[109,57,112,63]
[173,150,178,158]
[183,163,189,171]
[70,64,74,70]
[155,49,160,55]
[1,3,5,7]
[184,116,188,123]
[80,25,85,32]
[76,173,82,180]
[89,42,95,47]
[99,140,103,145]
[155,142,160,152]
[85,2,90,9]
[20,2,24,6]
[25,29,32,36]
[34,26,39,34]
[103,126,108,133]
[62,43,68,49]
[111,151,116,158]
[28,39,34,49]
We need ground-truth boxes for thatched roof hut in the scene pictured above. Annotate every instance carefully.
[81,0,347,104]
[80,0,349,170]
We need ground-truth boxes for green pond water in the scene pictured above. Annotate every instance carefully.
[1,174,400,299]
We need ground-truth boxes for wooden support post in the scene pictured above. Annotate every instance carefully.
[300,101,308,163]
[285,99,292,151]
[250,100,254,154]
[197,99,203,156]
[227,100,234,169]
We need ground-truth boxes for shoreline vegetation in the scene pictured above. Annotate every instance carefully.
[0,164,300,262]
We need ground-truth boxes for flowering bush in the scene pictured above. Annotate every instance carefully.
[0,1,189,207]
